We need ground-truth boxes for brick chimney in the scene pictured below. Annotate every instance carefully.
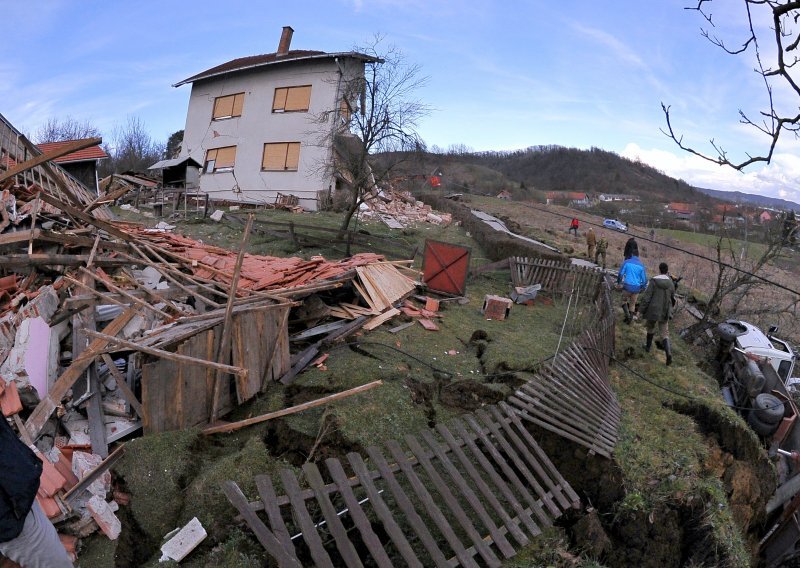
[277,26,294,56]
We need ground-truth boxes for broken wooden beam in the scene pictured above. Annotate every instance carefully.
[83,329,249,380]
[100,353,143,419]
[203,380,382,435]
[0,137,102,183]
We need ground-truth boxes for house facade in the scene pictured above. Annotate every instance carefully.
[174,27,378,209]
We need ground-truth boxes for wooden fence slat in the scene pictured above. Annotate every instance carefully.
[303,462,364,568]
[279,469,335,568]
[404,434,503,566]
[365,445,452,567]
[220,481,302,568]
[443,420,541,539]
[255,475,297,556]
[347,452,424,568]
[325,458,395,567]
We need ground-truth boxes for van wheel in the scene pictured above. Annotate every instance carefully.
[747,410,780,437]
[753,393,785,425]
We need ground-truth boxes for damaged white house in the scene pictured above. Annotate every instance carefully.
[173,26,379,209]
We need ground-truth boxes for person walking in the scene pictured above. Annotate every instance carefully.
[595,232,608,269]
[569,217,579,237]
[617,253,647,324]
[624,236,639,260]
[0,415,73,567]
[586,227,596,259]
[638,262,677,365]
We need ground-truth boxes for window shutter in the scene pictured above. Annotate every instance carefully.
[285,143,300,170]
[214,146,236,168]
[273,88,288,111]
[205,148,218,162]
[285,86,311,111]
[262,143,287,170]
[213,96,234,119]
[231,93,245,117]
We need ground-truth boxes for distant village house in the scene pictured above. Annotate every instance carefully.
[36,140,108,195]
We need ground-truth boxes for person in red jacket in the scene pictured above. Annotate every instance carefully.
[569,217,579,237]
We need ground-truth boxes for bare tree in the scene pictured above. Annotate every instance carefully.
[108,116,165,174]
[320,38,429,233]
[662,1,800,169]
[34,116,101,144]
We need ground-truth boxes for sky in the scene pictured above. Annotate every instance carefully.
[3,0,800,202]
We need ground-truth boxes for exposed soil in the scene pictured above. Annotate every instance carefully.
[439,380,505,411]
[262,415,364,470]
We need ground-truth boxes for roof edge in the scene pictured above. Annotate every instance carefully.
[173,51,383,88]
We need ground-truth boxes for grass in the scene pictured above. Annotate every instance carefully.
[656,228,768,260]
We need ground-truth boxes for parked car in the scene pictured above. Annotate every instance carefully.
[603,218,628,232]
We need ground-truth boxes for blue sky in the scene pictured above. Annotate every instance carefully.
[4,1,800,202]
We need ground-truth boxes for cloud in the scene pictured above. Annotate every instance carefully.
[571,23,646,68]
[622,143,800,204]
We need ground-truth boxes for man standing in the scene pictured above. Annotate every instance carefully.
[0,416,72,567]
[586,227,596,260]
[638,262,676,365]
[569,217,579,237]
[595,233,608,269]
[617,253,647,324]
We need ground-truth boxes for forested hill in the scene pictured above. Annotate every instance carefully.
[453,145,706,201]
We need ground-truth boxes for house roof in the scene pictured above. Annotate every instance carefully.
[36,141,108,163]
[567,192,587,200]
[668,202,694,213]
[174,50,382,87]
[148,156,202,170]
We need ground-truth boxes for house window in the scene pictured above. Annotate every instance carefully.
[212,93,245,120]
[272,86,312,113]
[204,146,236,173]
[262,143,300,171]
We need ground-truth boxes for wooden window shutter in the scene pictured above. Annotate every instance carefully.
[213,95,234,119]
[262,143,287,170]
[205,148,218,162]
[285,86,311,111]
[214,146,236,169]
[273,88,288,111]
[231,93,244,117]
[285,143,300,170]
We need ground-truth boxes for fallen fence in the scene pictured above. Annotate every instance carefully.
[223,401,579,567]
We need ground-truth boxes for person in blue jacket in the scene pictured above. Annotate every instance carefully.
[617,254,647,324]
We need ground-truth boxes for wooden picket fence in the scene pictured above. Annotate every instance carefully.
[223,402,580,567]
[224,259,620,565]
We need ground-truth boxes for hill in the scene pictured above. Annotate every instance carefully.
[696,185,800,211]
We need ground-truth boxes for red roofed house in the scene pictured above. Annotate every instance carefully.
[173,26,380,208]
[36,140,108,195]
[667,202,695,220]
[760,210,773,224]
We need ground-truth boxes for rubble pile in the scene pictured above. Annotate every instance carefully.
[0,124,424,563]
[359,187,453,227]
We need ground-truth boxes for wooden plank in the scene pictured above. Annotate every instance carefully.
[346,452,424,568]
[221,480,302,568]
[211,214,253,422]
[25,308,139,441]
[364,445,451,567]
[63,445,125,504]
[202,381,382,435]
[384,439,480,568]
[36,190,133,241]
[255,475,297,557]
[404,434,505,564]
[86,364,109,458]
[363,307,400,331]
[0,137,102,183]
[279,470,334,568]
[84,330,249,379]
[433,424,532,545]
[303,463,364,568]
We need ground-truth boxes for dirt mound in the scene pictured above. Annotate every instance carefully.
[263,415,363,470]
[439,380,504,411]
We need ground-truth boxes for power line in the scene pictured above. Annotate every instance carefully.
[520,202,800,298]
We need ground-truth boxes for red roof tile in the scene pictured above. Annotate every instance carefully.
[37,141,108,163]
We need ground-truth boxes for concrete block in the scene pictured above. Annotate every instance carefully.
[87,495,121,540]
[15,286,59,324]
[72,451,111,498]
[210,209,224,222]
[481,295,512,321]
[160,517,207,562]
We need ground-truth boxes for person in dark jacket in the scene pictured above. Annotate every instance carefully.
[0,416,72,567]
[638,262,677,365]
[617,254,647,324]
[623,237,639,260]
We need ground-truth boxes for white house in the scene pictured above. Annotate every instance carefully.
[174,27,379,209]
